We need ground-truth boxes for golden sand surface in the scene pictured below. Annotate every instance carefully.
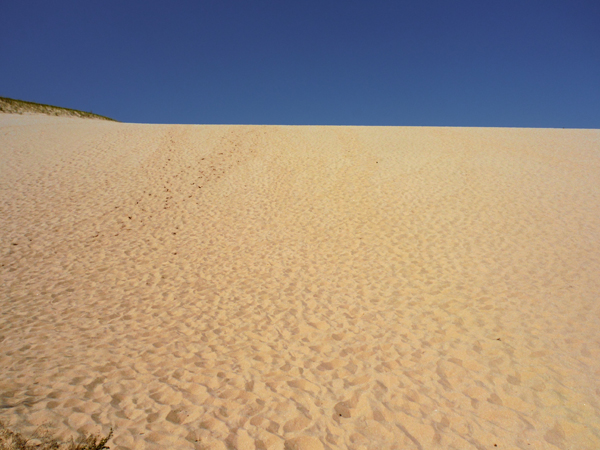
[1,113,599,450]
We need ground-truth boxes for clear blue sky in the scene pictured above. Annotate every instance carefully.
[2,0,599,127]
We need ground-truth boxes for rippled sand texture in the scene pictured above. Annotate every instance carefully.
[1,114,599,450]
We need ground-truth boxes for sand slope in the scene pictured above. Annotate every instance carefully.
[1,114,599,450]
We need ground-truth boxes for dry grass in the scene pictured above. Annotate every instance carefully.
[0,97,117,121]
[0,422,112,450]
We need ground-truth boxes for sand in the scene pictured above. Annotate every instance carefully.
[0,113,599,450]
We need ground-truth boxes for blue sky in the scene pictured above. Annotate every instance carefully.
[2,0,599,127]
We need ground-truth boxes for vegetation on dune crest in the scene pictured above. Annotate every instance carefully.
[0,422,113,450]
[0,97,118,122]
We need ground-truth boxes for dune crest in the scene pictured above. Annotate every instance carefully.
[1,114,599,449]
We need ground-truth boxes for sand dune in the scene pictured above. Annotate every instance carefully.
[1,113,599,450]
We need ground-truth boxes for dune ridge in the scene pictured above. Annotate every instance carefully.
[1,114,599,449]
[0,97,117,121]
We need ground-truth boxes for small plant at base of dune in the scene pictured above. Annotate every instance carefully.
[0,422,113,450]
